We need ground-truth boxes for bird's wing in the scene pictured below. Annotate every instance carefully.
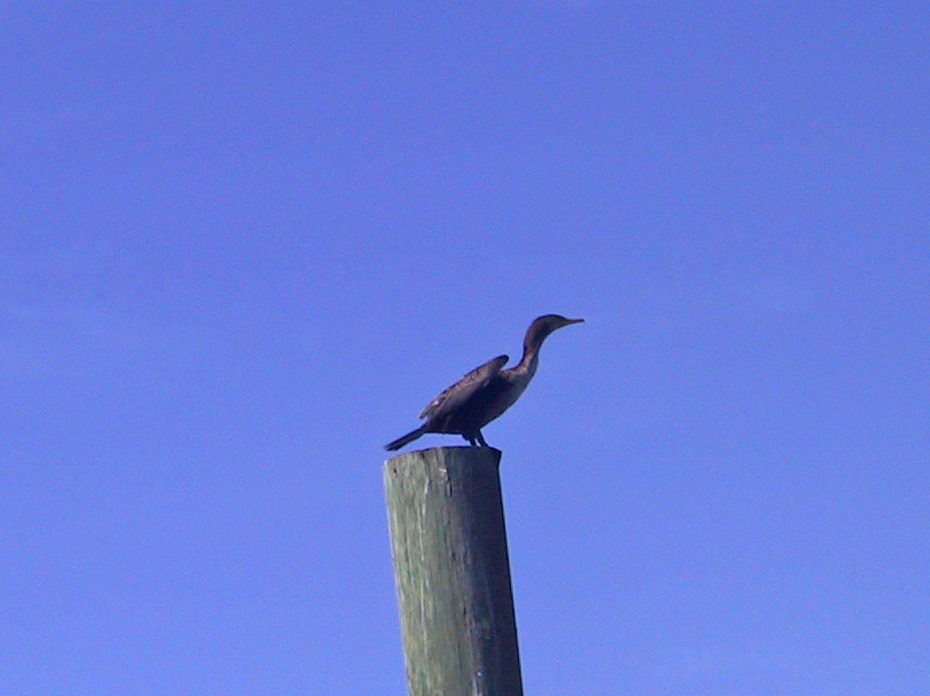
[419,355,509,420]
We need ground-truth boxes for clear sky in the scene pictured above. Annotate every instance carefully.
[2,3,927,695]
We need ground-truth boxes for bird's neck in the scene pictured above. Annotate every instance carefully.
[514,343,541,378]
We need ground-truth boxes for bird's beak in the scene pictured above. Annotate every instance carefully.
[565,317,585,325]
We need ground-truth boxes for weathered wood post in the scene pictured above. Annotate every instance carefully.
[384,446,524,696]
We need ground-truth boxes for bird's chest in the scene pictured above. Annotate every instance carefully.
[479,372,532,424]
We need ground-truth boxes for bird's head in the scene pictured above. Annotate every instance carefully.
[523,314,584,352]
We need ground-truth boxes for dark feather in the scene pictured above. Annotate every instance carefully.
[418,355,509,420]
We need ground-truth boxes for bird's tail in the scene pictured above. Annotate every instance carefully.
[385,425,429,451]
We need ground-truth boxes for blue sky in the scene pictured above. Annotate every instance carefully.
[2,3,927,694]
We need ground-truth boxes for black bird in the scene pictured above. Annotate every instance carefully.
[385,314,584,451]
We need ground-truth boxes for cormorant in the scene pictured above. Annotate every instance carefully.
[385,314,584,451]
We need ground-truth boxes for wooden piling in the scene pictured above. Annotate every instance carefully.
[384,446,523,696]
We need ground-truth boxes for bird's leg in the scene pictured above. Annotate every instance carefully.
[464,434,478,446]
[476,430,489,447]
